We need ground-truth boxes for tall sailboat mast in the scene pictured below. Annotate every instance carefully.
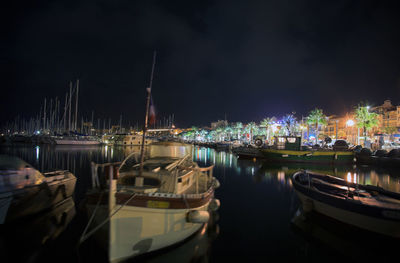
[74,79,79,132]
[139,51,157,176]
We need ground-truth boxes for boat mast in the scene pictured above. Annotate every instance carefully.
[139,51,157,176]
[75,79,79,132]
[68,81,72,132]
[43,98,46,131]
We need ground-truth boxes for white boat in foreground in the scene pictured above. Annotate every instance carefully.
[292,170,400,238]
[0,155,76,223]
[82,142,220,262]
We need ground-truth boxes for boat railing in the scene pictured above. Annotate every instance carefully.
[91,161,122,189]
[177,164,215,193]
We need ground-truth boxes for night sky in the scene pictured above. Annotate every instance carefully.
[3,0,400,127]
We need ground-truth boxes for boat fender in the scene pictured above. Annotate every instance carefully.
[334,153,338,160]
[282,154,289,157]
[209,198,220,212]
[213,178,221,189]
[186,210,209,224]
[303,199,313,213]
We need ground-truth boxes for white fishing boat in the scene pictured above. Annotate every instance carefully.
[292,171,400,238]
[0,155,77,223]
[81,53,219,262]
[82,142,220,262]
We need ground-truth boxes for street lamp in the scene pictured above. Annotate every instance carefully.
[346,119,354,127]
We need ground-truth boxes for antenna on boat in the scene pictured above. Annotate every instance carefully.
[139,51,157,176]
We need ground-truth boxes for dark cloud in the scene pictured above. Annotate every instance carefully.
[2,0,400,127]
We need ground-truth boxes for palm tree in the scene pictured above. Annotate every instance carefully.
[282,114,297,136]
[224,126,233,141]
[215,127,223,141]
[307,108,327,144]
[260,117,274,141]
[244,122,258,143]
[199,129,208,141]
[355,104,379,146]
[234,122,243,141]
[209,130,217,141]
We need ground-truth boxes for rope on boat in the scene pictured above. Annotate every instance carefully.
[79,192,138,244]
[79,191,104,244]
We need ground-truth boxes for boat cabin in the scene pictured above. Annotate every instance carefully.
[274,136,301,151]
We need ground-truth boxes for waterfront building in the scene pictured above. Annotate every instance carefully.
[371,100,398,132]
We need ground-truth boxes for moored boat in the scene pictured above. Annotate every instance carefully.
[54,135,101,145]
[102,134,157,146]
[261,136,355,164]
[0,155,77,223]
[82,142,220,262]
[291,170,400,238]
[356,148,400,167]
[232,145,263,158]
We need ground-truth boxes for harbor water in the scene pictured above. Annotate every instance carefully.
[1,145,399,262]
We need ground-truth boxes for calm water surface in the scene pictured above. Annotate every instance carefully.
[1,145,399,263]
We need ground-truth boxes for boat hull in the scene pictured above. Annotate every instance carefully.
[295,190,400,238]
[54,139,100,145]
[0,175,76,223]
[87,202,211,263]
[262,149,354,164]
[232,147,263,159]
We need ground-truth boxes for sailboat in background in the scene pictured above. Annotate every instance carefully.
[52,80,101,145]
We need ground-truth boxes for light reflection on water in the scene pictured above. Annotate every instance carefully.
[192,146,400,193]
[1,144,400,262]
[3,144,399,194]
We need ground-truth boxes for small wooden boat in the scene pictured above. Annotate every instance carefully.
[292,170,400,238]
[82,142,220,262]
[0,155,77,223]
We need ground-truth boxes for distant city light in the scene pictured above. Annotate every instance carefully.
[347,172,352,182]
[35,146,40,160]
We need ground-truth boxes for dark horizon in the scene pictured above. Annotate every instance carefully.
[3,0,400,128]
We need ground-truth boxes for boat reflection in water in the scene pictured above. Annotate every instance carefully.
[126,211,219,263]
[258,163,400,193]
[291,208,398,261]
[0,197,76,262]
